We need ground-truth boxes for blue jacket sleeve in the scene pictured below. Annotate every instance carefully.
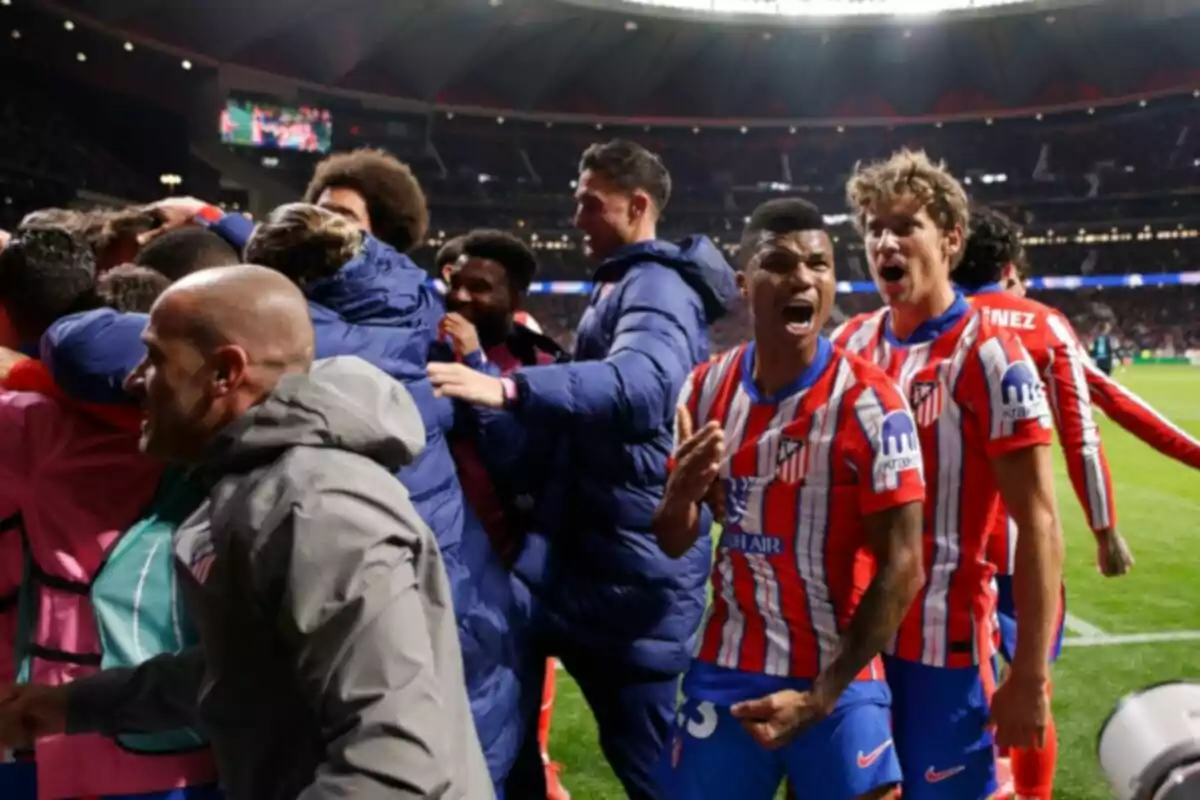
[199,211,255,253]
[514,266,701,437]
[462,350,500,377]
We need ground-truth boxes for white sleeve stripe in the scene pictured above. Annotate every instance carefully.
[1045,314,1112,530]
[1084,357,1200,446]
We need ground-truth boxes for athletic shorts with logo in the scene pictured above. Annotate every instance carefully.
[884,654,1000,800]
[659,664,900,800]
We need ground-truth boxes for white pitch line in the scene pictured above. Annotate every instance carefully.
[1064,630,1200,648]
[1063,613,1107,639]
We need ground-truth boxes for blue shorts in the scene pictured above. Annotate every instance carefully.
[659,664,901,800]
[996,575,1066,665]
[884,655,996,800]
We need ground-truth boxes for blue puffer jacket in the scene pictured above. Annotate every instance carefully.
[484,237,738,675]
[43,238,526,786]
[287,238,528,785]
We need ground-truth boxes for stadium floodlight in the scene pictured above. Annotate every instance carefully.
[610,0,1034,18]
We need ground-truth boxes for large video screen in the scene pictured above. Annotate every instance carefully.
[220,99,332,154]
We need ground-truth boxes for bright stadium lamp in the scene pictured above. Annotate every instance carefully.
[611,0,1031,17]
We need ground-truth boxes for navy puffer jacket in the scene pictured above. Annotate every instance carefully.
[479,237,738,674]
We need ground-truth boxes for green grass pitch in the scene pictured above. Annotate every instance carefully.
[542,364,1200,799]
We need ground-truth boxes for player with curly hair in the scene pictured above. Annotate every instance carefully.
[303,148,429,254]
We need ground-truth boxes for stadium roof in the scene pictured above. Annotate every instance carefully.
[37,0,1200,124]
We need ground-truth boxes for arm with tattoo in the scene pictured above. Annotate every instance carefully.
[812,501,925,705]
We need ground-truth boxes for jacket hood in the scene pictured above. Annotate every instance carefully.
[593,235,738,324]
[306,236,438,332]
[206,356,425,475]
[41,309,148,406]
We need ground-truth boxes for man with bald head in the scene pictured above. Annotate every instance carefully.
[0,265,493,800]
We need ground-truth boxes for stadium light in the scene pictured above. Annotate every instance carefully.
[123,41,134,51]
[181,59,192,70]
[76,52,87,62]
[63,20,74,31]
[10,30,19,40]
[613,0,1035,18]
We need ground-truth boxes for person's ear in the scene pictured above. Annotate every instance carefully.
[209,345,250,396]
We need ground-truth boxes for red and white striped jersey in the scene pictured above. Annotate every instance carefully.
[1084,359,1200,470]
[832,299,1053,668]
[677,338,925,680]
[966,287,1116,575]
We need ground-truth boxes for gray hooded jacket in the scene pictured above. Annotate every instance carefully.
[66,356,492,800]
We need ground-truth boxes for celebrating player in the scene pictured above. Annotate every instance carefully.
[654,198,926,800]
[834,150,1065,800]
[955,206,1123,799]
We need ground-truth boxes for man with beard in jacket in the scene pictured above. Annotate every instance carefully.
[439,228,572,799]
[0,265,491,800]
[430,140,739,800]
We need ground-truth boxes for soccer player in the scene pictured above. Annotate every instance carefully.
[955,206,1126,800]
[654,198,926,800]
[833,149,1064,800]
[439,228,571,800]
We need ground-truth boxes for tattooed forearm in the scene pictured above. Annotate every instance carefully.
[814,502,924,701]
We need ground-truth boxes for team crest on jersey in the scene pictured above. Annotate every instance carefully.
[910,380,944,428]
[999,361,1050,425]
[776,436,807,485]
[186,539,215,585]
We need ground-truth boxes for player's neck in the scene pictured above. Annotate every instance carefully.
[752,335,820,398]
[889,282,958,341]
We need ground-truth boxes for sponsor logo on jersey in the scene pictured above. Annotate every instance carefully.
[723,477,753,532]
[718,529,785,556]
[876,411,922,477]
[999,361,1049,423]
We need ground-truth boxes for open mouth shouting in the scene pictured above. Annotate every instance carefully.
[876,258,908,296]
[781,297,817,336]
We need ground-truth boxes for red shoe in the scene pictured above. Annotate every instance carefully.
[545,758,571,800]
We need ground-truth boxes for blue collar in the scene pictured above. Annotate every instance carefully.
[884,293,970,346]
[959,282,1004,297]
[741,336,833,405]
